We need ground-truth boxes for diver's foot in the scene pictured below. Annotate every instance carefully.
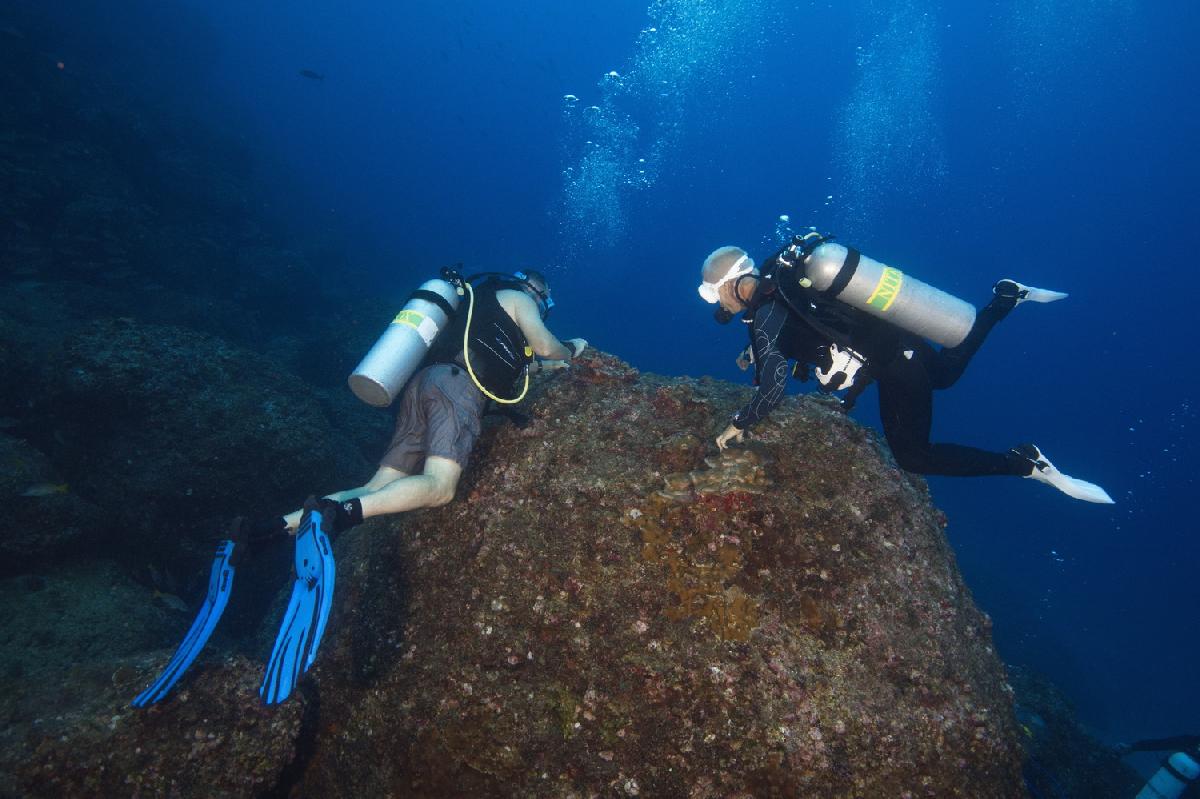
[994,279,1068,305]
[1010,443,1115,503]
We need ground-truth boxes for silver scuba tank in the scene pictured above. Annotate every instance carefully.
[1137,751,1200,799]
[802,242,976,348]
[348,278,461,407]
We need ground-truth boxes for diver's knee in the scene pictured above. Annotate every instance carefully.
[365,465,408,491]
[426,481,454,506]
[422,457,461,507]
[424,474,458,507]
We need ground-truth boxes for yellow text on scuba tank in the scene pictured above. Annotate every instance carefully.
[392,309,440,346]
[866,267,903,312]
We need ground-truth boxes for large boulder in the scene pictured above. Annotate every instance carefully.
[41,317,371,559]
[0,559,206,797]
[14,352,1025,797]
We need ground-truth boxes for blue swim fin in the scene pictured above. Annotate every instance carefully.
[131,540,238,707]
[259,505,336,705]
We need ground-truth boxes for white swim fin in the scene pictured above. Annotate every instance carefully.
[995,279,1068,305]
[1012,444,1115,504]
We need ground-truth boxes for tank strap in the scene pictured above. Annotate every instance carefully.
[825,247,861,299]
[409,289,456,317]
[770,270,854,348]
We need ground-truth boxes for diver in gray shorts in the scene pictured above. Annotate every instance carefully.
[287,269,586,533]
[132,268,586,708]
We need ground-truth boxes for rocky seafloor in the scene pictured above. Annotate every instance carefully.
[9,351,1031,798]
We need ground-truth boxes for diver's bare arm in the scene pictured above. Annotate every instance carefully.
[509,291,577,359]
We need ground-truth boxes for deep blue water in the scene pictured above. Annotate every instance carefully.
[37,0,1200,755]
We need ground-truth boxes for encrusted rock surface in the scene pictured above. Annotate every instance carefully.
[1011,666,1141,798]
[13,351,1025,797]
[0,310,375,573]
[16,654,306,799]
[0,431,101,572]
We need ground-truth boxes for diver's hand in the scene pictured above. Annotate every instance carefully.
[716,424,745,451]
[735,345,754,371]
[566,338,588,358]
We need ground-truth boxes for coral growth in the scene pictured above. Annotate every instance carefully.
[13,351,1026,797]
[657,446,773,501]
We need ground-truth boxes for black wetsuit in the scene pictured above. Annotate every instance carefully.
[1128,735,1200,753]
[426,279,531,397]
[731,259,1031,477]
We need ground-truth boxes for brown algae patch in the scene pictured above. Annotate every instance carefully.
[655,446,772,501]
[632,449,775,642]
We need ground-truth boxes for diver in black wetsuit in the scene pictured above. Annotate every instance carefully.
[697,241,1114,502]
[1119,735,1200,755]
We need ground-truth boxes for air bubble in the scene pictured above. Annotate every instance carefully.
[557,0,773,255]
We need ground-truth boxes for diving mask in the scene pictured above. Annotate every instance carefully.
[514,270,555,319]
[698,254,752,304]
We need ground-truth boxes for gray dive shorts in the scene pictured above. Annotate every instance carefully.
[379,364,487,472]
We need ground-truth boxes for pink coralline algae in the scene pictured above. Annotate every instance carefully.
[19,351,1025,798]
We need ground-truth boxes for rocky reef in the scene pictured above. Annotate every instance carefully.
[1010,666,1142,798]
[0,296,382,573]
[0,6,393,576]
[11,352,1027,797]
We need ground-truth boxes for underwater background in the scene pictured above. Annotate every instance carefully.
[2,0,1197,787]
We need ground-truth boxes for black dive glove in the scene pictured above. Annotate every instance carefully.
[315,497,364,534]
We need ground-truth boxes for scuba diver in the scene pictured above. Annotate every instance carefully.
[132,267,586,707]
[279,268,585,533]
[1117,735,1200,798]
[697,233,1114,503]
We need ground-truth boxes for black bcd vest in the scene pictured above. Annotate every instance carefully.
[426,279,532,396]
[755,260,904,364]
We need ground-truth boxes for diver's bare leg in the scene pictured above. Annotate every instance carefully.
[282,465,410,530]
[358,456,462,518]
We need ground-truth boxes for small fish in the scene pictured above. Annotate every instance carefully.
[299,69,324,81]
[153,590,189,613]
[0,418,20,429]
[21,482,68,497]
